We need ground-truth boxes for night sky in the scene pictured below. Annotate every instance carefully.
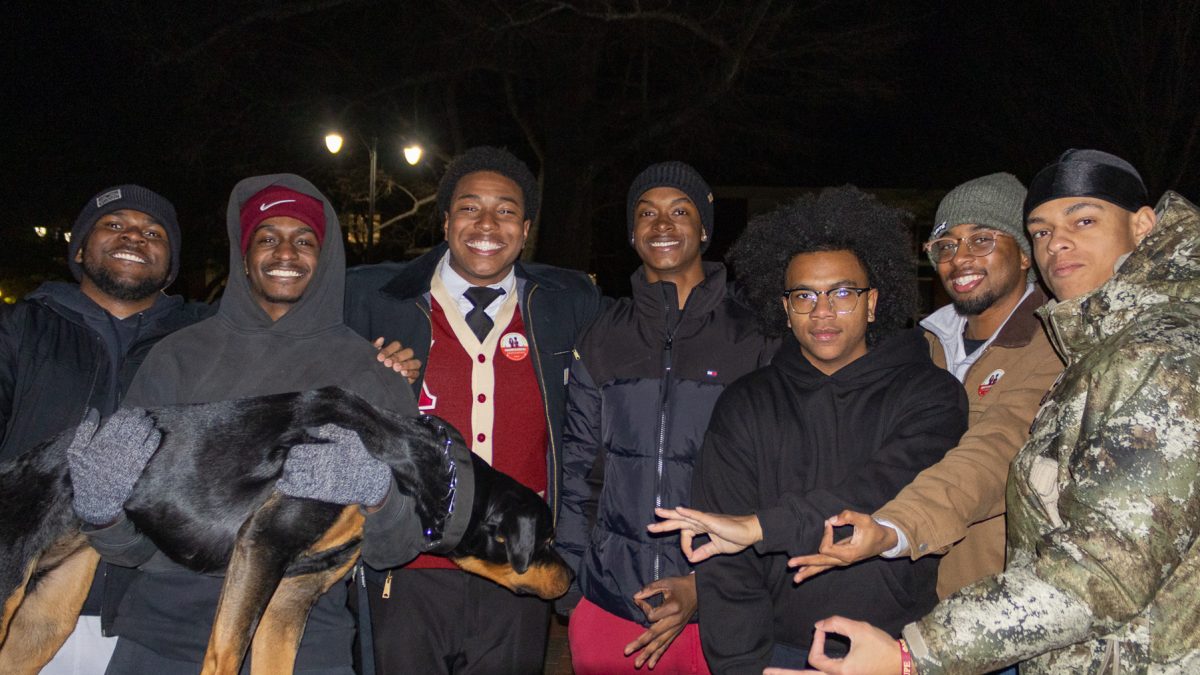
[6,1,1199,298]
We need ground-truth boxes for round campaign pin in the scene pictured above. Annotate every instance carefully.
[978,368,1005,397]
[500,332,530,361]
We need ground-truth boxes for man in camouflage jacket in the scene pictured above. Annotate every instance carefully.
[785,150,1200,675]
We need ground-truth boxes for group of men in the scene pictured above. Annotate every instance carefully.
[1,145,1197,675]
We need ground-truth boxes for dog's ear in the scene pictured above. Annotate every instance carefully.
[501,511,537,574]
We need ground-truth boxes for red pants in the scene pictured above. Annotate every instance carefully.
[568,597,711,675]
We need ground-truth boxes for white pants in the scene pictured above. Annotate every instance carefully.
[40,616,117,675]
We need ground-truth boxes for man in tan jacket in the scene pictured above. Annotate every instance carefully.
[787,173,1063,600]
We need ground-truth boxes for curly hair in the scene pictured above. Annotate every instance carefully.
[727,185,916,345]
[436,146,540,223]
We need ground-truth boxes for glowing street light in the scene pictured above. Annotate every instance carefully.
[403,143,423,166]
[325,131,378,248]
[33,226,47,238]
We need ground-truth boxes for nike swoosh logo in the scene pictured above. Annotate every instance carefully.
[260,199,296,211]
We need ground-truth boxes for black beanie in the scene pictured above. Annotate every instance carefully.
[626,161,714,251]
[69,185,182,287]
[437,146,540,224]
[1024,149,1149,219]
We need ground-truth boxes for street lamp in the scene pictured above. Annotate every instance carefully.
[325,131,379,249]
[403,143,423,166]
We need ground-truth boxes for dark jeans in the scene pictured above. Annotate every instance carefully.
[367,569,551,674]
[105,637,355,675]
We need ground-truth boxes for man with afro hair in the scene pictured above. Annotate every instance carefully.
[344,146,602,673]
[649,186,967,672]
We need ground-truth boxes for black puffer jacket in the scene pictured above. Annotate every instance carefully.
[0,282,206,622]
[556,263,776,624]
[692,328,967,674]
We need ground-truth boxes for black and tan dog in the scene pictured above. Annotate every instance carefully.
[0,386,570,674]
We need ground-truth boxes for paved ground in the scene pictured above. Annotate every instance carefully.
[544,616,573,674]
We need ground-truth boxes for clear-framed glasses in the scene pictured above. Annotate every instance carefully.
[782,287,872,315]
[923,231,1013,263]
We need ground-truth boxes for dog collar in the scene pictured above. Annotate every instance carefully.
[422,418,474,554]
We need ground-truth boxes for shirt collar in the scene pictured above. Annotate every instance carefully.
[437,251,517,314]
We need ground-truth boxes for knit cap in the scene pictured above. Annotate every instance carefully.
[932,173,1033,281]
[69,185,181,286]
[1024,149,1149,219]
[626,161,714,251]
[239,185,326,254]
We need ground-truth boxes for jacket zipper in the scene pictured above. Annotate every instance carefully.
[653,334,674,582]
[653,280,682,583]
[522,284,560,528]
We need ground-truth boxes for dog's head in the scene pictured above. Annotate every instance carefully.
[448,453,571,600]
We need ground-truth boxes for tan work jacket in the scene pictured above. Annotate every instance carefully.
[875,287,1062,598]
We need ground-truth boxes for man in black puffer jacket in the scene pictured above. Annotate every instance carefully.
[0,185,207,674]
[556,162,776,674]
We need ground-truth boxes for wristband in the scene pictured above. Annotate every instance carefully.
[898,637,914,675]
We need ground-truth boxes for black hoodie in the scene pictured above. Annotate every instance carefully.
[692,328,967,674]
[107,174,419,667]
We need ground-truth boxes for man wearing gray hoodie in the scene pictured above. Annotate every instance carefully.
[79,174,424,674]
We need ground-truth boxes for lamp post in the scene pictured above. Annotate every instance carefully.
[325,132,379,249]
[325,132,425,251]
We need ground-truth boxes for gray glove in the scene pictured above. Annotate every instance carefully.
[277,424,391,506]
[67,408,162,525]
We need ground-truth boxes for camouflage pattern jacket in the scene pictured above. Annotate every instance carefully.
[904,191,1200,674]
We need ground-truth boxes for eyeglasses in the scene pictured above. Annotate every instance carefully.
[923,231,1013,263]
[782,287,872,315]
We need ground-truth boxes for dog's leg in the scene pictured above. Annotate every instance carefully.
[249,505,363,675]
[201,495,294,675]
[0,537,99,675]
[0,557,37,646]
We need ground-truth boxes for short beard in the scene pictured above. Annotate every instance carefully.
[951,288,1002,317]
[82,260,167,302]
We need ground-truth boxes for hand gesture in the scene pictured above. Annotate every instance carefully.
[785,510,898,584]
[647,506,763,563]
[624,574,698,669]
[762,615,902,675]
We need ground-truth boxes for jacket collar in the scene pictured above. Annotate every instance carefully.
[30,281,183,325]
[991,285,1049,349]
[631,262,727,324]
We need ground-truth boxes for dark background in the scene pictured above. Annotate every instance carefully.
[5,0,1198,303]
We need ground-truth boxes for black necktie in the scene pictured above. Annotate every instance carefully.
[464,286,504,342]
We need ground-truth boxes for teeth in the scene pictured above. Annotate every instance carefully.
[953,274,983,285]
[111,252,146,263]
[468,240,502,252]
[650,240,680,248]
[266,269,302,278]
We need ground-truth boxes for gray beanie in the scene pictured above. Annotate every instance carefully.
[69,185,182,287]
[931,173,1032,279]
[627,161,714,252]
